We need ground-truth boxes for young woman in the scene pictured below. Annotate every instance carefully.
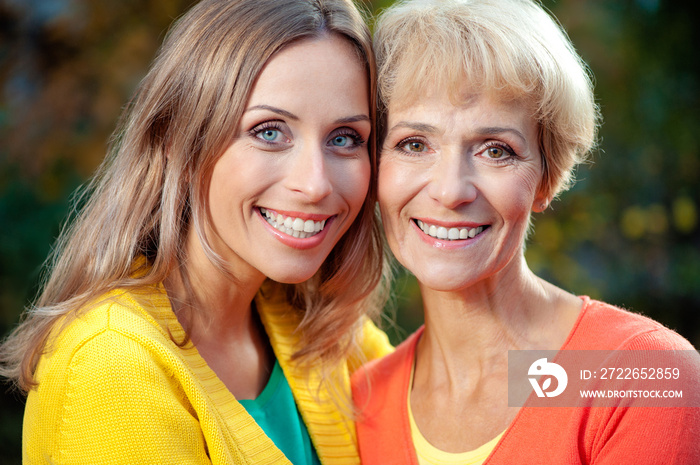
[353,0,700,464]
[0,0,391,463]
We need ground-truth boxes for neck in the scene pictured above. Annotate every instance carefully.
[164,229,267,343]
[163,228,277,400]
[415,254,580,389]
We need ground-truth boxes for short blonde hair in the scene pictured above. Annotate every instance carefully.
[374,0,599,199]
[1,0,383,392]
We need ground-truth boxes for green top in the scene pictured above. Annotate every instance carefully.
[239,360,321,465]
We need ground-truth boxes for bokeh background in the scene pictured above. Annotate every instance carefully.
[1,0,698,462]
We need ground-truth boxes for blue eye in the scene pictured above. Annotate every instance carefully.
[328,130,364,150]
[332,135,349,147]
[260,129,279,141]
[249,122,289,145]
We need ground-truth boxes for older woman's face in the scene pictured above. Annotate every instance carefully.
[378,91,546,292]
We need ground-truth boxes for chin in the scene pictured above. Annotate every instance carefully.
[411,263,485,292]
[416,276,471,293]
[265,267,319,285]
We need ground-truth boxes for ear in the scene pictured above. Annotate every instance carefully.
[532,192,551,213]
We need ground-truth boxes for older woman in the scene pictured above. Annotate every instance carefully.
[353,0,700,463]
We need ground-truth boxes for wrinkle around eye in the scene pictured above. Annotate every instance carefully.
[392,136,432,155]
[476,141,519,164]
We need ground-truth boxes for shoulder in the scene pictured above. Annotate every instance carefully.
[24,288,211,463]
[352,327,421,402]
[39,286,183,387]
[27,287,196,437]
[570,298,695,351]
[357,318,395,362]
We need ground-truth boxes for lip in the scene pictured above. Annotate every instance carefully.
[262,207,332,222]
[257,207,336,250]
[412,217,489,249]
[412,217,486,229]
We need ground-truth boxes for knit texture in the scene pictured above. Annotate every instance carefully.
[24,282,392,464]
[353,297,700,465]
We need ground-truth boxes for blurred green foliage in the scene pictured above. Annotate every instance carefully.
[1,0,698,462]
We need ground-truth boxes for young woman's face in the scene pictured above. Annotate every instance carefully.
[207,34,371,284]
[378,91,546,292]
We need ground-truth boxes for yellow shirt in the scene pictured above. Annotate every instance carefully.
[23,283,392,464]
[408,362,503,465]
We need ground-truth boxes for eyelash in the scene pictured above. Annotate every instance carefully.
[393,137,519,165]
[394,137,429,155]
[248,122,365,149]
[248,121,286,145]
[481,141,518,164]
[331,128,366,147]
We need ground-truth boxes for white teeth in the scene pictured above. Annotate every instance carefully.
[292,218,305,232]
[416,219,485,241]
[260,208,327,239]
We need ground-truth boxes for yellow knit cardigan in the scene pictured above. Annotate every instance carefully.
[23,283,392,464]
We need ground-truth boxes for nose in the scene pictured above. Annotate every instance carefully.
[284,143,333,202]
[427,149,478,209]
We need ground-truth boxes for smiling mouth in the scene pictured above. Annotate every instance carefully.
[260,208,328,239]
[414,219,488,241]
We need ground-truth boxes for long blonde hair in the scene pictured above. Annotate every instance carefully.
[1,0,385,393]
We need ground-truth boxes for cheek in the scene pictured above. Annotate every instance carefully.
[377,160,402,219]
[377,159,416,242]
[336,156,371,212]
[208,162,235,216]
[378,157,425,212]
[491,169,542,222]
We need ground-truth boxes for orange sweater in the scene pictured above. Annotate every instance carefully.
[352,298,700,464]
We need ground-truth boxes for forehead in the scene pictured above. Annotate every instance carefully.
[255,34,366,94]
[387,89,534,129]
[264,34,361,70]
[247,34,369,114]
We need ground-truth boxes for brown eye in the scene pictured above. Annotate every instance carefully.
[400,140,426,152]
[408,142,425,152]
[486,146,505,158]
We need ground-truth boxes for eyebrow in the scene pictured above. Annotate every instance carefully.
[246,105,298,120]
[389,121,440,134]
[335,114,371,124]
[476,127,527,145]
[390,121,527,144]
[246,105,369,125]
